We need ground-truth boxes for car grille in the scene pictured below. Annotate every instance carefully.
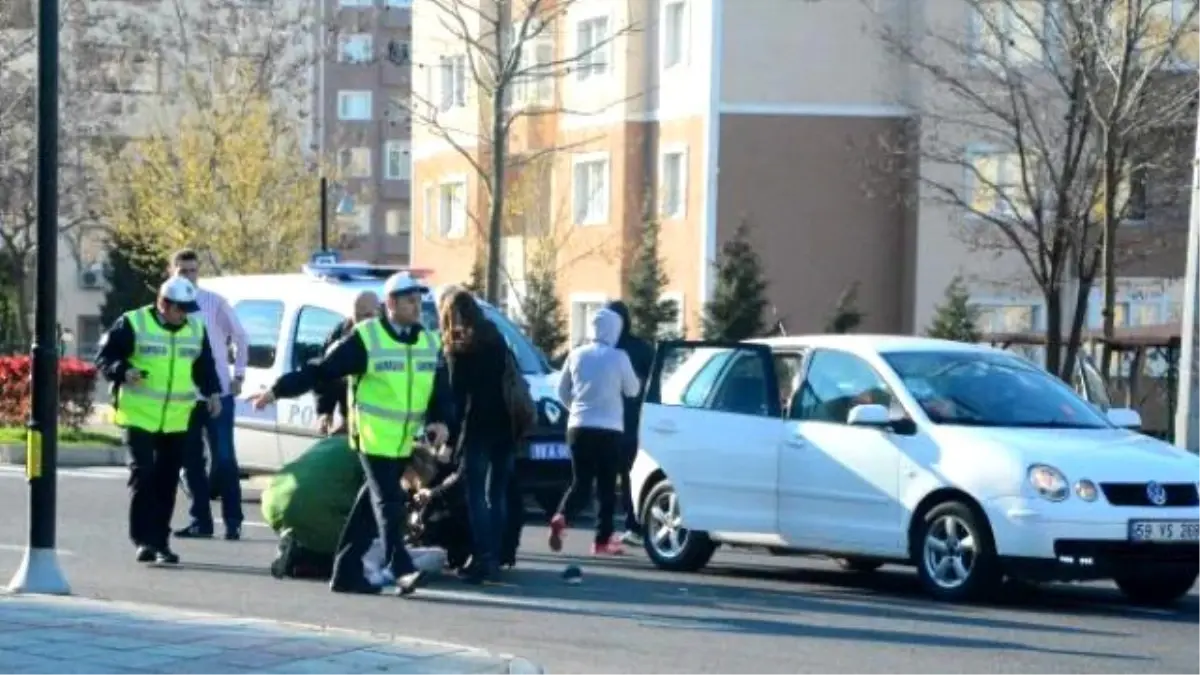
[1099,482,1199,507]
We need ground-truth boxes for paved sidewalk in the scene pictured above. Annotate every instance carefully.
[0,593,543,674]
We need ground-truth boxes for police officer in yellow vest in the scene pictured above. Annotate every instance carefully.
[249,272,454,596]
[95,276,223,566]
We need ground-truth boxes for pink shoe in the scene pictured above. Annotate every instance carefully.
[591,539,625,556]
[548,514,567,552]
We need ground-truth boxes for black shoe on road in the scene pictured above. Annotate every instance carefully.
[224,527,241,541]
[155,549,180,565]
[174,523,214,539]
[396,570,426,596]
[135,545,156,563]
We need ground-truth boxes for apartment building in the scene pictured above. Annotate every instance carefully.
[315,0,415,262]
[411,0,1196,345]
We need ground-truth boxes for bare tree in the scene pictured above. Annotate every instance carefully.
[0,0,107,343]
[874,0,1196,380]
[409,0,639,304]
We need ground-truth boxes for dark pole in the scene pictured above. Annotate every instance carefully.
[319,176,329,252]
[8,0,70,595]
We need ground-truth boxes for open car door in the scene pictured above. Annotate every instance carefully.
[639,340,784,535]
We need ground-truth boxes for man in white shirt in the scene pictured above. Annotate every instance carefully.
[169,249,251,541]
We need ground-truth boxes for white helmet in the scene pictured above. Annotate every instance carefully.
[382,271,428,297]
[160,276,200,312]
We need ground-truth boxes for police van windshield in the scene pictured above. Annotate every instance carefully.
[418,301,550,375]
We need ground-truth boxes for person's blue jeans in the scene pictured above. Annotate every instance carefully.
[462,436,514,571]
[182,395,243,531]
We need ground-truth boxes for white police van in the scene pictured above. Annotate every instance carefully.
[202,260,574,514]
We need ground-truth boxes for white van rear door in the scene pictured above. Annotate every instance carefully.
[276,304,348,465]
[229,299,287,473]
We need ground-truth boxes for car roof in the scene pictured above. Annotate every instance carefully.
[200,271,489,314]
[748,334,1006,357]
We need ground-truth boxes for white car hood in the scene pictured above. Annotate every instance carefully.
[933,426,1200,483]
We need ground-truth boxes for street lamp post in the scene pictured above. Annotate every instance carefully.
[7,0,70,594]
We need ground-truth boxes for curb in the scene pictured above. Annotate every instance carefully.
[0,444,124,467]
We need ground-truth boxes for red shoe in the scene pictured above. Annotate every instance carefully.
[548,514,567,552]
[591,539,625,556]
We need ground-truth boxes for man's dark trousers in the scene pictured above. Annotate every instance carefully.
[330,453,417,592]
[181,396,243,532]
[127,427,187,550]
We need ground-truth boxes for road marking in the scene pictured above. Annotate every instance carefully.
[0,544,76,556]
[0,466,126,480]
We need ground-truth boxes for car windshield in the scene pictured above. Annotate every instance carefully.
[417,301,550,375]
[881,350,1111,429]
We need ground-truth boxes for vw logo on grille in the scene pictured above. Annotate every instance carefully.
[1146,481,1168,506]
[542,399,562,425]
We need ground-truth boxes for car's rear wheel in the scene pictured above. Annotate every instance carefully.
[837,557,884,573]
[641,480,716,572]
[1115,565,1199,606]
[914,500,1000,602]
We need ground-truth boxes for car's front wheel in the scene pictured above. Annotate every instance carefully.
[640,480,716,572]
[914,500,1001,602]
[1115,565,1199,606]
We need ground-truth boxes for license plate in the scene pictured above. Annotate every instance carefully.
[1128,520,1200,543]
[529,442,570,461]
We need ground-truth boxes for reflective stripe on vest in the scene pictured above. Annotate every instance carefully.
[349,319,440,459]
[112,307,204,434]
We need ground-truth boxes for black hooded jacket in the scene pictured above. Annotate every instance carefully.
[605,300,655,447]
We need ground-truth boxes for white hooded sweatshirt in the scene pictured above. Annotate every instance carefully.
[557,308,641,432]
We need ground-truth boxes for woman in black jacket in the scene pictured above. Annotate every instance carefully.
[439,289,515,583]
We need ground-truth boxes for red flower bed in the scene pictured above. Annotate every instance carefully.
[0,355,99,431]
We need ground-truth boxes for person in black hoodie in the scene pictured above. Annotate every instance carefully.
[439,288,516,583]
[604,300,655,545]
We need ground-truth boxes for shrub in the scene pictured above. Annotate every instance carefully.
[0,355,99,431]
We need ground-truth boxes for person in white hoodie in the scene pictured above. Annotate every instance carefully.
[550,307,641,555]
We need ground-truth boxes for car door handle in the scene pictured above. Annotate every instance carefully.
[650,421,678,435]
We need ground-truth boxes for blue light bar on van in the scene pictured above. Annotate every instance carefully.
[301,261,434,282]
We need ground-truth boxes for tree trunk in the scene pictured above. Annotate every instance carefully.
[484,26,508,307]
[1062,273,1094,388]
[1100,132,1118,381]
[13,263,32,348]
[1044,288,1064,379]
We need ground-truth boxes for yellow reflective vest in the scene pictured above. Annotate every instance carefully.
[348,319,439,459]
[113,306,204,434]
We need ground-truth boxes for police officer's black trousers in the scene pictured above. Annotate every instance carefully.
[330,453,416,592]
[126,427,187,550]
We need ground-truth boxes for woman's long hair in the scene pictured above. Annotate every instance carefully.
[439,289,495,354]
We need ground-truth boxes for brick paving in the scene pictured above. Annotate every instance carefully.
[0,593,541,674]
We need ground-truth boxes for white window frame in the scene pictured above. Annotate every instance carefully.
[383,140,411,180]
[338,34,373,63]
[438,54,467,111]
[511,36,555,107]
[421,183,435,237]
[337,90,372,121]
[438,175,468,239]
[659,291,685,338]
[339,146,372,178]
[969,0,1049,69]
[571,152,610,226]
[964,144,1036,219]
[659,145,688,219]
[385,208,410,236]
[659,0,689,71]
[574,15,611,81]
[337,203,372,236]
[568,293,609,347]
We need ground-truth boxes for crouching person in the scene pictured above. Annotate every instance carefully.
[262,435,363,579]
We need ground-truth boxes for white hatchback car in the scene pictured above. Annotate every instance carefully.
[631,335,1200,604]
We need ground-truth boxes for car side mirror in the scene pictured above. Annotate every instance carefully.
[847,403,890,427]
[1106,407,1142,430]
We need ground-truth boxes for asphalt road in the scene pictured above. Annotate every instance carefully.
[0,466,1196,674]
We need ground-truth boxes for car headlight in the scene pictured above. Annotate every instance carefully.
[1074,479,1098,502]
[1028,464,1070,502]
